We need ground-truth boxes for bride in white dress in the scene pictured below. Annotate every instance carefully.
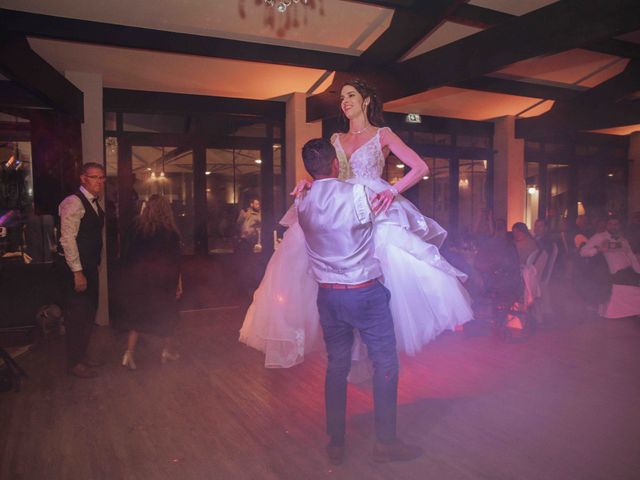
[239,79,473,368]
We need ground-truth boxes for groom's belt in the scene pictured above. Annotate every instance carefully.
[318,279,378,290]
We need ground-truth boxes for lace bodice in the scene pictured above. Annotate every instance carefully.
[333,127,389,181]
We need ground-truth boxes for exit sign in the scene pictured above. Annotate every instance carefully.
[405,113,422,124]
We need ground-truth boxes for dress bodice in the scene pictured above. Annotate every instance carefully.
[333,127,388,181]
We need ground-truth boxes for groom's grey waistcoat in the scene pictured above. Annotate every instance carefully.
[296,178,381,284]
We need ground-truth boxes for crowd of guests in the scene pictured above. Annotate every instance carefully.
[446,209,640,323]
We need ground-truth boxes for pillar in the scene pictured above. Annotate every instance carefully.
[285,92,322,199]
[65,72,109,327]
[493,116,525,229]
[628,131,640,214]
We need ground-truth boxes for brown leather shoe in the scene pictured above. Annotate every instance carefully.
[69,363,98,379]
[326,445,345,466]
[373,439,422,463]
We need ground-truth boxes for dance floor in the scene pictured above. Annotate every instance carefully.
[1,300,640,479]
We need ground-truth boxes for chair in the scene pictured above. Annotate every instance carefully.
[522,248,548,307]
[494,248,549,341]
[534,243,558,321]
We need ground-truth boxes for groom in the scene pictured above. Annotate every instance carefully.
[296,138,422,465]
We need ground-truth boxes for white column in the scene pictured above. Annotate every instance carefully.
[493,116,525,229]
[628,131,640,214]
[65,72,109,327]
[285,92,322,199]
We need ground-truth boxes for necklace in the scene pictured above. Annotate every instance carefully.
[349,125,370,135]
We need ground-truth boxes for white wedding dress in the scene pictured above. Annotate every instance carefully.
[239,127,473,367]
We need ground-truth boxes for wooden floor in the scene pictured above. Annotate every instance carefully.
[2,294,640,480]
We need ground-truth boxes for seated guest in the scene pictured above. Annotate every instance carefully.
[533,218,555,254]
[571,215,591,251]
[580,215,640,318]
[512,222,538,265]
[474,224,522,304]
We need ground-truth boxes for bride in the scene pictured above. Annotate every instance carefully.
[239,79,473,368]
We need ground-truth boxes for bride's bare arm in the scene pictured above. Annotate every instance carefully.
[372,128,428,214]
[381,127,428,192]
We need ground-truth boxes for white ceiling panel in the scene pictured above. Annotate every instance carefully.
[497,49,628,88]
[590,124,640,136]
[385,87,554,121]
[4,0,392,55]
[402,21,483,60]
[29,38,326,99]
[468,0,559,16]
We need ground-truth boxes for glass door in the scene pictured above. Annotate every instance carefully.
[135,145,195,254]
[458,159,489,233]
[418,157,452,230]
[205,147,262,254]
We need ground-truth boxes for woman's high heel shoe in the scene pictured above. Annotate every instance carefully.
[121,350,137,370]
[161,349,180,364]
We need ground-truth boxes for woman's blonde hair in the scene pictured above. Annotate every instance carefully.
[137,194,179,237]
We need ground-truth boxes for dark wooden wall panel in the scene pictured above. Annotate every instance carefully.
[30,111,82,215]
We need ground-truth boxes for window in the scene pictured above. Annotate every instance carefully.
[418,157,451,230]
[547,163,569,221]
[132,145,195,254]
[206,148,261,254]
[458,159,488,233]
[525,162,540,229]
[0,141,39,259]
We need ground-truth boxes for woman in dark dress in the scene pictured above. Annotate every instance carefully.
[121,194,182,370]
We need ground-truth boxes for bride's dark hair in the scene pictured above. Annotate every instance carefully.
[339,79,385,132]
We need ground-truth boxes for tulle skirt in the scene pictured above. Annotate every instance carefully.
[239,177,473,367]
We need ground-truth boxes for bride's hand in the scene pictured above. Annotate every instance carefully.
[372,187,398,215]
[290,179,313,197]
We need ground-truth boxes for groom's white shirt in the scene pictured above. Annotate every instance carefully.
[296,178,381,284]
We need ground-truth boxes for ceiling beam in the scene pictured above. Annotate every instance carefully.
[0,8,356,72]
[454,76,585,101]
[521,99,640,136]
[0,33,83,120]
[586,39,640,59]
[448,3,640,60]
[355,0,468,67]
[516,60,640,137]
[400,0,640,98]
[0,80,51,109]
[307,0,640,121]
[447,3,514,29]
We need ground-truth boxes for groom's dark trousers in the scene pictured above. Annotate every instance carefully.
[317,281,399,444]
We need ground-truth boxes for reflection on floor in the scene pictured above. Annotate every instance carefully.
[1,299,640,479]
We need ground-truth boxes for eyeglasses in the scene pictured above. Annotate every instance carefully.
[84,175,106,180]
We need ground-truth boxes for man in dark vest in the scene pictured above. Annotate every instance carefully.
[57,162,106,378]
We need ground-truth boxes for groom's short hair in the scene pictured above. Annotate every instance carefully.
[302,138,336,178]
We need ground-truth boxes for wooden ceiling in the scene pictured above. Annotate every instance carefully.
[1,0,639,138]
